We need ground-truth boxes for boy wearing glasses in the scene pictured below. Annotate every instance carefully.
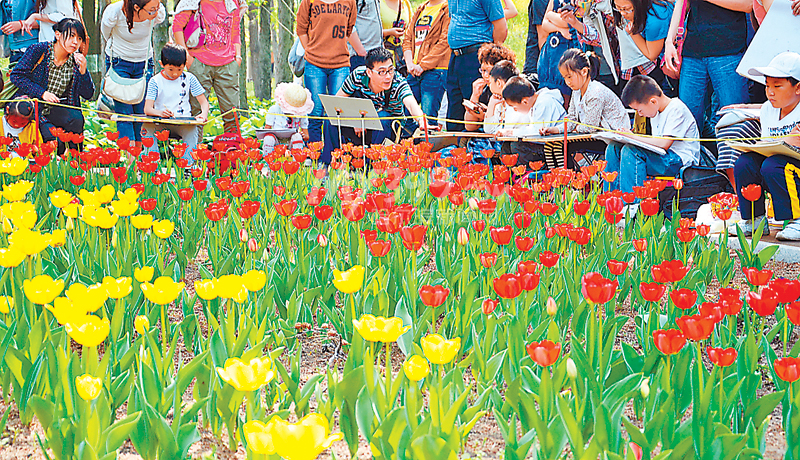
[142,43,209,167]
[320,48,424,163]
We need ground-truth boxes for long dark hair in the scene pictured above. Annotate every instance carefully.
[612,0,670,36]
[54,17,86,43]
[559,48,600,80]
[122,0,155,32]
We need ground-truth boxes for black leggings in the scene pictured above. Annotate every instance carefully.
[40,104,84,155]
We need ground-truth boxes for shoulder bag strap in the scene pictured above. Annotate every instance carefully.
[675,0,690,50]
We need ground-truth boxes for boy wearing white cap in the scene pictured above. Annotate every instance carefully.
[262,82,314,155]
[730,51,800,241]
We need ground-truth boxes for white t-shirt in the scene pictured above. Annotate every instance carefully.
[3,118,24,157]
[145,71,205,117]
[651,98,700,167]
[760,101,800,139]
[101,1,166,62]
[514,88,566,137]
[265,105,309,130]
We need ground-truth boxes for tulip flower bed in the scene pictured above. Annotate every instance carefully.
[0,136,799,460]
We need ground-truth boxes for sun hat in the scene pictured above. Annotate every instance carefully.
[749,52,800,82]
[274,82,314,116]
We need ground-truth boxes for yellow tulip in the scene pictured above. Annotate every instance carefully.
[134,315,150,335]
[75,374,102,401]
[23,275,65,305]
[194,279,218,300]
[49,190,74,208]
[49,229,66,248]
[0,295,13,314]
[152,220,175,239]
[2,180,33,202]
[102,276,132,299]
[332,265,364,294]
[78,189,100,207]
[98,185,116,204]
[13,210,36,229]
[0,246,25,268]
[8,228,50,256]
[134,266,154,283]
[109,199,138,217]
[141,276,185,305]
[243,418,279,454]
[403,355,430,381]
[352,314,410,343]
[421,333,461,365]
[63,203,81,219]
[2,157,28,176]
[65,315,110,347]
[66,283,108,313]
[45,296,86,325]
[81,206,118,229]
[131,214,153,230]
[117,188,141,203]
[242,270,267,291]
[216,357,275,392]
[216,274,247,303]
[271,413,343,460]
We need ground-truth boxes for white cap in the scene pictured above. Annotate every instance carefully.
[749,52,800,81]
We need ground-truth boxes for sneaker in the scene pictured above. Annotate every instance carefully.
[617,204,638,228]
[304,158,313,167]
[776,219,800,241]
[727,215,769,237]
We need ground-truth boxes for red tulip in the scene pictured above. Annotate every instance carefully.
[69,175,85,186]
[204,199,229,221]
[747,289,779,316]
[515,236,534,252]
[538,202,559,216]
[633,238,648,252]
[376,213,403,234]
[573,200,590,216]
[493,274,523,299]
[513,212,532,229]
[768,278,800,303]
[290,214,313,230]
[670,288,698,310]
[741,184,762,202]
[639,282,667,302]
[651,260,689,283]
[652,329,686,355]
[567,227,592,245]
[774,357,800,382]
[743,267,773,286]
[471,220,486,232]
[429,180,453,198]
[368,239,391,257]
[274,199,298,217]
[604,209,623,224]
[342,201,366,222]
[519,272,540,291]
[607,260,628,276]
[526,340,561,367]
[306,187,327,206]
[787,301,800,326]
[697,224,710,236]
[193,180,208,191]
[361,230,378,244]
[419,285,450,307]
[604,196,624,215]
[699,301,725,323]
[132,183,145,194]
[539,251,559,268]
[639,199,660,217]
[480,252,498,268]
[215,177,231,191]
[400,225,427,251]
[676,315,715,341]
[581,272,618,304]
[706,346,737,367]
[314,205,333,221]
[676,227,696,243]
[482,298,498,315]
[476,199,497,215]
[490,226,514,246]
[517,260,538,275]
[140,198,157,211]
[545,227,556,239]
[237,200,261,219]
[282,161,300,175]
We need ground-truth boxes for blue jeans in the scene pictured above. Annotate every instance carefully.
[605,142,683,194]
[304,61,350,144]
[105,55,154,143]
[678,53,749,133]
[446,49,481,131]
[406,69,446,126]
[321,109,396,164]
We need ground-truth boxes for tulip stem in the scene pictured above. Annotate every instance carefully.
[696,342,704,395]
[350,294,357,337]
[385,342,392,407]
[784,315,789,356]
[719,368,724,424]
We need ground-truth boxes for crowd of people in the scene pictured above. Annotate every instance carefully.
[1,0,800,239]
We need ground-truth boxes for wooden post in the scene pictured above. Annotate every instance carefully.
[152,2,169,72]
[276,0,294,83]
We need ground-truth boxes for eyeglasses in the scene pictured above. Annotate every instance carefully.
[613,6,634,13]
[372,67,395,77]
[144,7,159,15]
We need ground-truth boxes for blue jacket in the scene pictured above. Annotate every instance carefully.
[10,42,95,107]
[1,0,38,51]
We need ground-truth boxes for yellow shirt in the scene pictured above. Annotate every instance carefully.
[380,0,412,48]
[413,2,446,68]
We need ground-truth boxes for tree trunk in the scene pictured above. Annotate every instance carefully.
[85,0,103,99]
[258,0,272,99]
[239,13,248,110]
[276,0,294,84]
[152,4,169,72]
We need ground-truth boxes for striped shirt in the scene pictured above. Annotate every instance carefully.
[340,66,414,117]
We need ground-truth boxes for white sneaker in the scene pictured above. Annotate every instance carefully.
[727,215,769,237]
[776,219,800,241]
[617,204,639,228]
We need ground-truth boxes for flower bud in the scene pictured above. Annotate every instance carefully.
[134,315,150,335]
[1,218,11,234]
[673,179,684,190]
[457,227,469,246]
[482,298,498,315]
[546,296,557,317]
[247,238,259,252]
[566,358,577,379]
[317,234,328,247]
[66,216,74,231]
[239,228,249,242]
[468,197,479,211]
[640,379,650,398]
[111,229,118,248]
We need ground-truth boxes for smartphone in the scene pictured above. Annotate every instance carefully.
[463,99,487,114]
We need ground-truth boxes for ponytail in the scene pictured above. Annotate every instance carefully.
[122,0,152,32]
[559,48,600,81]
